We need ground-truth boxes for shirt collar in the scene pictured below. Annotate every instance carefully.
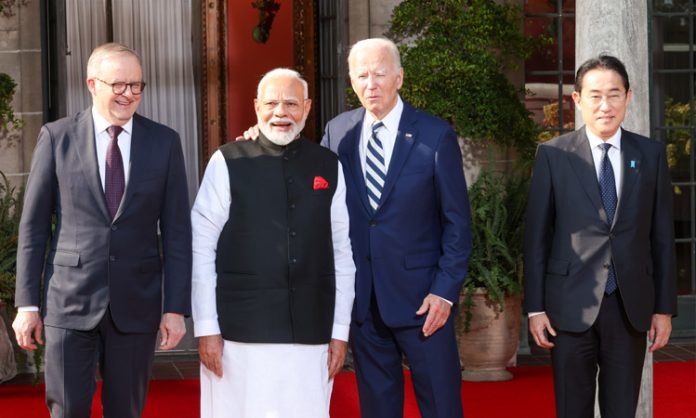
[585,126,621,151]
[365,96,403,134]
[92,106,133,136]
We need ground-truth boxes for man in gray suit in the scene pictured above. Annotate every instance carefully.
[12,43,192,418]
[524,55,677,418]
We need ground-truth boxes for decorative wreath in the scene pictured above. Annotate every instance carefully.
[251,0,281,44]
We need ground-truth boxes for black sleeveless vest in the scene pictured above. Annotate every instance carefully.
[215,135,338,344]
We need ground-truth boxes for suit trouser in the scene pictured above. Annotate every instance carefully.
[550,292,647,418]
[44,308,158,418]
[350,297,464,418]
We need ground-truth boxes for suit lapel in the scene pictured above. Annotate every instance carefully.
[116,114,146,220]
[377,104,417,211]
[567,129,607,223]
[341,109,373,215]
[616,129,642,224]
[73,110,111,222]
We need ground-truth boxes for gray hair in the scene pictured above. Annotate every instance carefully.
[257,68,309,99]
[348,38,402,77]
[86,42,141,79]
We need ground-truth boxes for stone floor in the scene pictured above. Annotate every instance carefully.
[5,337,694,385]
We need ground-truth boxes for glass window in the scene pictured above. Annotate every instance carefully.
[651,0,696,295]
[525,0,575,142]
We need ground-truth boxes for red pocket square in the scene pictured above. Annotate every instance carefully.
[313,176,329,190]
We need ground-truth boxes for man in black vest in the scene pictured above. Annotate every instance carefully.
[191,68,356,418]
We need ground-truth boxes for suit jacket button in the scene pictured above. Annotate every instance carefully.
[110,255,116,262]
[111,225,118,231]
[291,258,297,264]
[369,221,377,227]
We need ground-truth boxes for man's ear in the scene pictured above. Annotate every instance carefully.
[86,78,96,95]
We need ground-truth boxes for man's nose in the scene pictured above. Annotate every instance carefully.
[274,103,288,116]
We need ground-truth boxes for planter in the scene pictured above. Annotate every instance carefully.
[456,288,521,381]
[0,299,17,383]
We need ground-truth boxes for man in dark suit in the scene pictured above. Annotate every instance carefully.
[322,38,472,418]
[524,55,677,418]
[12,43,192,418]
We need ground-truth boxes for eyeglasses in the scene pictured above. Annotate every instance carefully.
[582,93,626,106]
[95,78,146,95]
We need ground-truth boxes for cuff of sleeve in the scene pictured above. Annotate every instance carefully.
[331,324,350,342]
[434,295,453,306]
[18,306,39,312]
[528,311,545,318]
[193,319,221,337]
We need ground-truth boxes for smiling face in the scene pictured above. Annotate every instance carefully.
[255,74,311,146]
[87,52,143,126]
[572,68,632,140]
[349,44,403,120]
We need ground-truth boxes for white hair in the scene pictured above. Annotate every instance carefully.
[86,43,141,79]
[348,38,402,77]
[257,68,308,99]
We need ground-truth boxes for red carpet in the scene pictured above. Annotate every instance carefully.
[0,362,693,417]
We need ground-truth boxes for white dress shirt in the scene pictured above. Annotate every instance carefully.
[191,149,356,341]
[92,107,133,191]
[359,96,403,175]
[586,127,623,201]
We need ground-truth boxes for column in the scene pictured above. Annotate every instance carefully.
[575,2,652,417]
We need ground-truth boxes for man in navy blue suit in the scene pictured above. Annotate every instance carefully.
[322,37,472,418]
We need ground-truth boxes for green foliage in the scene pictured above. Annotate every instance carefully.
[663,97,694,195]
[387,0,544,159]
[0,73,22,134]
[460,163,529,329]
[663,98,693,167]
[0,0,27,18]
[0,171,23,314]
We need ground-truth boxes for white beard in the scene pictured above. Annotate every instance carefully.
[259,118,305,146]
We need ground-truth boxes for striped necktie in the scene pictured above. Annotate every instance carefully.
[365,121,386,212]
[599,142,618,294]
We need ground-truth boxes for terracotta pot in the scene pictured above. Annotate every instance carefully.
[456,288,522,381]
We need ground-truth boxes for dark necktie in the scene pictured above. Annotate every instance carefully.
[105,125,125,219]
[365,121,386,212]
[599,142,618,294]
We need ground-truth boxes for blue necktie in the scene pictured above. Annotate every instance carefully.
[365,121,386,212]
[599,143,618,294]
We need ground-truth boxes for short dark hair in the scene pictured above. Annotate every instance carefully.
[574,55,630,93]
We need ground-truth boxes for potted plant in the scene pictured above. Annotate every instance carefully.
[387,0,541,381]
[456,163,528,381]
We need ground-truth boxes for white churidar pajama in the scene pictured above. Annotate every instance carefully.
[200,341,332,418]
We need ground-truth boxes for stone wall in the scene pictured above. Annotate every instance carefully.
[0,0,42,189]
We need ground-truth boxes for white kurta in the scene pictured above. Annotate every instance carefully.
[191,149,356,418]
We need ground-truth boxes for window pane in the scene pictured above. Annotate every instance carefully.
[525,87,575,141]
[525,0,557,14]
[676,241,694,295]
[653,15,692,70]
[665,128,693,182]
[653,0,695,14]
[673,184,694,239]
[525,16,558,76]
